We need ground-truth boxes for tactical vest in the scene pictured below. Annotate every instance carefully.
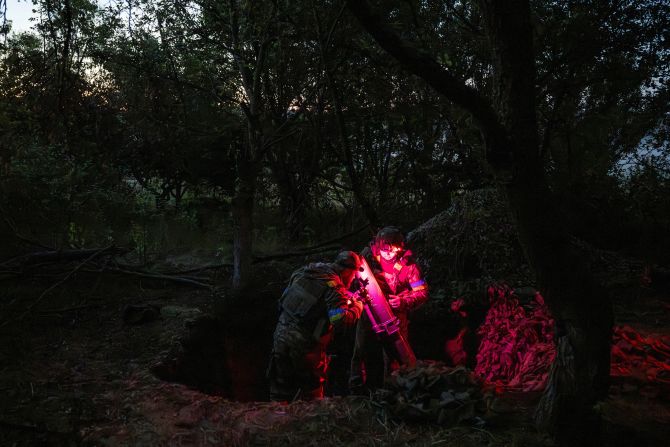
[279,271,330,341]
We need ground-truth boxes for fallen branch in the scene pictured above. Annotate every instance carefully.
[0,261,214,290]
[252,244,342,263]
[0,203,53,251]
[0,418,77,438]
[0,231,368,290]
[307,223,372,250]
[246,225,372,264]
[166,263,234,275]
[0,419,40,432]
[38,303,100,314]
[0,247,128,268]
[163,240,360,274]
[106,267,212,289]
[1,246,114,328]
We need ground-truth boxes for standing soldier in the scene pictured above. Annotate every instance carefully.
[268,251,364,401]
[349,227,429,393]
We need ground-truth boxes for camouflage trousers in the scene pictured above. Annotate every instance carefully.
[268,323,328,401]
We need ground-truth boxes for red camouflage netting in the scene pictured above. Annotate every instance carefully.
[470,284,670,393]
[611,325,670,385]
[473,284,555,392]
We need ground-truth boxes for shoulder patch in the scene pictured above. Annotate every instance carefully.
[410,279,426,291]
[328,308,345,323]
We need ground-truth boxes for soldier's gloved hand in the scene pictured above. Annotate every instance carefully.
[388,295,405,311]
[351,299,364,317]
[451,298,467,317]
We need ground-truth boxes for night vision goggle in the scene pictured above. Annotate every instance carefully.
[379,244,403,253]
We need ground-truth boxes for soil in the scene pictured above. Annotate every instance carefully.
[1,265,669,446]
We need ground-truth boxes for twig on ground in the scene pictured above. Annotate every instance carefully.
[252,244,342,262]
[0,247,127,267]
[307,223,372,249]
[0,246,113,328]
[153,263,234,275]
[471,426,498,441]
[107,267,213,289]
[0,204,53,251]
[38,304,100,314]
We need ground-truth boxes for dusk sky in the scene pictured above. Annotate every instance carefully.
[5,0,37,33]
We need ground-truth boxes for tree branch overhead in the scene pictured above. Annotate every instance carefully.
[345,0,512,167]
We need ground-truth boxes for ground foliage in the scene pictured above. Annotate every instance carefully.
[373,361,488,427]
[1,273,668,446]
[0,275,549,447]
[0,249,669,446]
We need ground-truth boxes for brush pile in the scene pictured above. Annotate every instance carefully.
[611,325,670,386]
[373,361,488,425]
[474,284,555,391]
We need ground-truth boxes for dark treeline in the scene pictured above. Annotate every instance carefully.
[1,1,669,445]
[1,0,489,281]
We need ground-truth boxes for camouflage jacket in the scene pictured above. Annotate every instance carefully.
[363,246,429,312]
[277,262,361,343]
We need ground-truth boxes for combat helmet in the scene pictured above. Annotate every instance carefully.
[333,250,362,271]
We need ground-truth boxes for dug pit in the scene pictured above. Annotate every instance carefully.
[149,285,557,401]
[150,306,276,401]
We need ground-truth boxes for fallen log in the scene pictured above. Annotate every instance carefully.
[1,246,114,327]
[0,246,129,267]
[105,267,212,289]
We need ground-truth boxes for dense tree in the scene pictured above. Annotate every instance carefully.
[0,6,132,251]
[3,1,666,261]
[2,8,668,444]
[344,0,669,444]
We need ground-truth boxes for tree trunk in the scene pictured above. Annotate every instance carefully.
[267,145,310,243]
[282,193,307,242]
[331,96,380,227]
[345,1,614,444]
[478,1,613,444]
[232,149,257,292]
[504,175,612,445]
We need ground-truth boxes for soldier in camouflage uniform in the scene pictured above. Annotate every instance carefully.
[350,227,429,392]
[268,251,364,401]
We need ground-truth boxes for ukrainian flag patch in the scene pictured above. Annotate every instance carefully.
[410,279,426,291]
[328,308,344,323]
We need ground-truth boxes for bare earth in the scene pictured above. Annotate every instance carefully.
[1,274,668,446]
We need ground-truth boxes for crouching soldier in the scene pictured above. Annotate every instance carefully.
[268,251,365,401]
